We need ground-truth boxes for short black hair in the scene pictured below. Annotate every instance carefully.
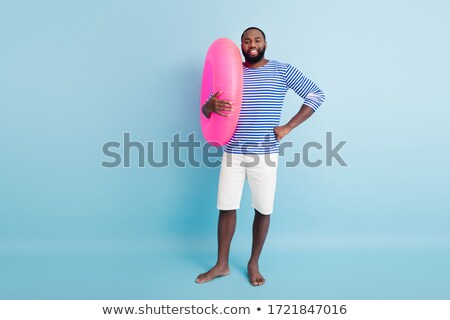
[241,27,266,42]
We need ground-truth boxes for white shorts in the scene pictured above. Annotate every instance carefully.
[217,152,279,215]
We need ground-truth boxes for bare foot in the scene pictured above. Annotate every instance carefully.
[196,264,230,284]
[248,263,265,286]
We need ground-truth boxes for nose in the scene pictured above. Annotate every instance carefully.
[247,41,258,50]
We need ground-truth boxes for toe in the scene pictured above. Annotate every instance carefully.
[196,274,206,283]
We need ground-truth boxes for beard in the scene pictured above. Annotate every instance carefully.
[242,46,266,64]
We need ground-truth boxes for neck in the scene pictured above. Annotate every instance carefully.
[244,58,268,69]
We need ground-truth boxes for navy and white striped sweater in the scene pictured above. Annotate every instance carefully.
[225,60,325,154]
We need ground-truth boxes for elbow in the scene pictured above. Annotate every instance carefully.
[305,88,325,111]
[316,88,325,104]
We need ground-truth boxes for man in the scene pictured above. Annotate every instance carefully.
[196,27,325,286]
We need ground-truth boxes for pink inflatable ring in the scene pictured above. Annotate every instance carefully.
[200,38,243,146]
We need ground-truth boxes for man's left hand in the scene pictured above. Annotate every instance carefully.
[274,124,292,141]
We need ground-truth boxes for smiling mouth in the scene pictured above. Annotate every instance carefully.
[248,49,259,56]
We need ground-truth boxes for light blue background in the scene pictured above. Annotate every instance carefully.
[1,0,449,299]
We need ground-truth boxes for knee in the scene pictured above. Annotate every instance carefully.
[254,208,271,216]
[220,209,237,215]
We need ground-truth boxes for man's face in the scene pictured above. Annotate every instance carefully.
[241,29,267,64]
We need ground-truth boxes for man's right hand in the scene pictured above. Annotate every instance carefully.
[202,91,234,118]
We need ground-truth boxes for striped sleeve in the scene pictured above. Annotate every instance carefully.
[284,64,325,111]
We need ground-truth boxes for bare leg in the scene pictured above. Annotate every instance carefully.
[196,209,236,283]
[248,209,270,286]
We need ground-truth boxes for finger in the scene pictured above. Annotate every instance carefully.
[212,91,223,98]
[217,108,230,115]
[217,105,233,111]
[216,100,232,106]
[218,108,234,115]
[215,110,229,117]
[215,106,233,113]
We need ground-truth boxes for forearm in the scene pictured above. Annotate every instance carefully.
[285,104,315,130]
[202,104,211,118]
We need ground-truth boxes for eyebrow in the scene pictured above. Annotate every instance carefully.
[243,36,263,41]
